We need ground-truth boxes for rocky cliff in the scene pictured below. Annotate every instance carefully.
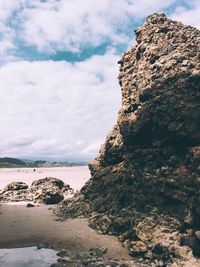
[58,14,200,266]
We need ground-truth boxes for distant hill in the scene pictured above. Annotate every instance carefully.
[0,157,87,168]
[28,160,88,167]
[0,157,27,168]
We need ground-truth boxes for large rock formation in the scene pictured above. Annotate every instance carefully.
[58,14,200,266]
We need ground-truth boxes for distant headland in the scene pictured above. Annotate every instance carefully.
[0,157,87,168]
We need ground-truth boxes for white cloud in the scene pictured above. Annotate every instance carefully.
[0,22,15,61]
[0,0,197,59]
[18,0,129,52]
[0,51,121,160]
[0,0,200,161]
[14,0,177,53]
[0,1,23,62]
[171,1,200,29]
[0,1,22,21]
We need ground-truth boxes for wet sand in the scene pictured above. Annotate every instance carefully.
[0,203,132,261]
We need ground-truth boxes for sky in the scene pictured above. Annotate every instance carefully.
[0,0,199,161]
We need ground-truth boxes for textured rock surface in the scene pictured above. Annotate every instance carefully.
[0,189,29,202]
[0,177,73,204]
[57,14,200,266]
[3,181,28,192]
[0,181,29,202]
[29,177,65,204]
[52,247,137,267]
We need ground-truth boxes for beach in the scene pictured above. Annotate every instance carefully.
[0,166,90,191]
[0,204,132,259]
[0,167,134,266]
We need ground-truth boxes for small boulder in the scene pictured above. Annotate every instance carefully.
[30,177,64,191]
[0,188,28,202]
[56,249,68,257]
[27,203,35,208]
[3,181,28,192]
[37,242,48,249]
[29,177,66,204]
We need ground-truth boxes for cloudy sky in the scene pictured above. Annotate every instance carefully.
[0,0,199,161]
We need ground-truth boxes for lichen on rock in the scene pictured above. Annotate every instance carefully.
[57,13,200,266]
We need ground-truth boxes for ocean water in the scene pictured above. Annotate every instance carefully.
[0,246,58,267]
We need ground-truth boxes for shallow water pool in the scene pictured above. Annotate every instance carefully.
[0,246,58,267]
